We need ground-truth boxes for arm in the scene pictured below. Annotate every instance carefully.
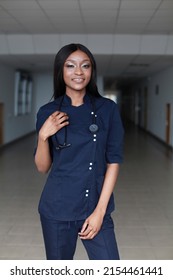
[34,136,52,174]
[35,111,69,173]
[95,163,119,215]
[79,163,119,239]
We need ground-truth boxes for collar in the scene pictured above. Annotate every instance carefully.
[55,93,92,107]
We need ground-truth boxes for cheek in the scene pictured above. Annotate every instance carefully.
[86,71,92,81]
[63,71,71,83]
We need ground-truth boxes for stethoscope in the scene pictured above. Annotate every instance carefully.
[55,95,99,150]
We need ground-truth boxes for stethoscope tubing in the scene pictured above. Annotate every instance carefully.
[55,94,98,150]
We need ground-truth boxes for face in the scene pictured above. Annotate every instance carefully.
[63,50,92,94]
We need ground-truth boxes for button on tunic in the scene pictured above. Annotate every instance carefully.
[36,94,124,221]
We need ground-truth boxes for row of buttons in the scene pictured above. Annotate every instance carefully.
[89,162,93,170]
[91,112,97,142]
[86,113,97,197]
[85,189,89,197]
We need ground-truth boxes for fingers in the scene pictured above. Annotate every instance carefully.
[50,111,67,120]
[40,111,69,140]
[50,111,60,118]
[79,228,97,240]
[80,220,88,233]
[50,111,69,126]
[79,223,98,240]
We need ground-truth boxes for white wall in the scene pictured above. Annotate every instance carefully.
[128,66,173,147]
[34,72,53,114]
[148,68,173,146]
[0,63,36,145]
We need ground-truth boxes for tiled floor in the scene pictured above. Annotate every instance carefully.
[0,123,173,260]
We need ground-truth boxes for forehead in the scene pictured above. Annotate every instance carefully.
[66,50,91,62]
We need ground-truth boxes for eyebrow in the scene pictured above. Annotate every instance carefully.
[65,59,91,63]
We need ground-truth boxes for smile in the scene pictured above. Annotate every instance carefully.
[72,78,84,83]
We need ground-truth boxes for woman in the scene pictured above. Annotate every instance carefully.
[35,43,124,260]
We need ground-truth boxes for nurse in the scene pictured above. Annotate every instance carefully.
[35,43,124,260]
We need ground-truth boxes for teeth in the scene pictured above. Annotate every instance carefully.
[73,78,83,82]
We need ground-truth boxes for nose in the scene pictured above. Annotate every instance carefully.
[74,66,83,75]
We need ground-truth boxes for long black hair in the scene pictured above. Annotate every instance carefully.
[53,43,101,99]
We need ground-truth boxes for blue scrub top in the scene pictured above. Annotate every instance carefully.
[36,93,124,221]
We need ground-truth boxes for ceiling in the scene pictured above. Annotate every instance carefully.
[0,0,173,88]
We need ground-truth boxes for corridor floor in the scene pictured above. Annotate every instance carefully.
[0,124,173,259]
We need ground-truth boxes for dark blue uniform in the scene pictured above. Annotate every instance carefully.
[36,93,124,259]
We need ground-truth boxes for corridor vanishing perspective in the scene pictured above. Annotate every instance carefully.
[0,124,173,260]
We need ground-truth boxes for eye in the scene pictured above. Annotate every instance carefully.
[65,64,75,68]
[82,64,91,69]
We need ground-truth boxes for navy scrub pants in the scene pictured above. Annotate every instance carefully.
[40,214,120,260]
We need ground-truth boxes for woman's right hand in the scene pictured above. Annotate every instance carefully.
[39,111,69,141]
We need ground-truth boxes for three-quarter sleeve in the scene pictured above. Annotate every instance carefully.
[105,104,124,164]
[36,107,48,133]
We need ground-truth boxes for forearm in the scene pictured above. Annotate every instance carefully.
[95,163,120,216]
[35,135,52,173]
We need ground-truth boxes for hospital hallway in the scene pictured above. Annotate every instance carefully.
[0,122,173,260]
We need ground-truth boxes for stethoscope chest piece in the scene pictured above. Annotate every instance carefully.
[89,124,99,133]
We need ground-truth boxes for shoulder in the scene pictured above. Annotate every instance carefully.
[95,96,119,112]
[36,99,60,131]
[37,98,60,117]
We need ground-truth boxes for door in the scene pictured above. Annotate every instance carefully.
[165,103,171,145]
[0,103,4,146]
